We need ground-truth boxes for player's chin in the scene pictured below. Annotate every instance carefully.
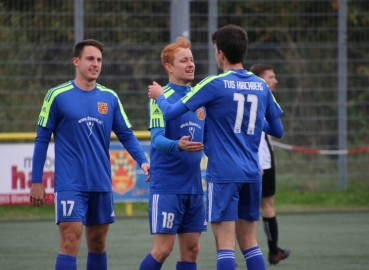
[88,74,99,81]
[90,71,100,77]
[185,74,194,81]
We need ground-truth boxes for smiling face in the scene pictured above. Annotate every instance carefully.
[73,45,102,84]
[165,47,194,86]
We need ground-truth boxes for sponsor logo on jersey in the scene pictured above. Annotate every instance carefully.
[153,108,161,115]
[110,150,136,195]
[98,102,108,114]
[196,108,205,120]
[189,126,195,141]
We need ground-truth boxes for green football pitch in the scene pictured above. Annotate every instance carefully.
[1,212,368,269]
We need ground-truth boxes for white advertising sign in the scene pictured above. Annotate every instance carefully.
[0,143,55,205]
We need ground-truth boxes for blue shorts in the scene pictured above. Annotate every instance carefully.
[54,191,115,226]
[206,182,261,222]
[149,194,207,234]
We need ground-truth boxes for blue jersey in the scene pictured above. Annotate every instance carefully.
[181,69,283,183]
[37,80,146,192]
[148,82,206,194]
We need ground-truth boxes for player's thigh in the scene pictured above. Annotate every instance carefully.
[55,191,89,224]
[261,195,275,210]
[206,182,243,222]
[238,182,262,221]
[149,194,187,234]
[58,221,84,239]
[262,167,276,197]
[177,232,201,249]
[178,194,207,234]
[58,221,84,255]
[85,192,115,225]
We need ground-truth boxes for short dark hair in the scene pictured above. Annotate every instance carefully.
[73,39,103,58]
[249,64,274,77]
[211,24,248,64]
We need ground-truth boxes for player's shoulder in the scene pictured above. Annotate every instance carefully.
[96,83,122,103]
[44,81,74,101]
[193,73,226,92]
[197,75,217,86]
[163,84,176,98]
[197,69,242,86]
[96,83,116,95]
[148,84,176,109]
[197,71,233,85]
[246,71,268,84]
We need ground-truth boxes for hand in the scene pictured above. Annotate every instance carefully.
[30,183,47,207]
[148,81,164,100]
[178,135,204,152]
[141,163,150,182]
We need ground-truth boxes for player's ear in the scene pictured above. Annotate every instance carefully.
[72,57,79,67]
[164,63,172,73]
[219,50,225,60]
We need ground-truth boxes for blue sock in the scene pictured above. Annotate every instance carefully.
[139,253,163,270]
[176,261,197,270]
[242,246,266,270]
[216,249,236,270]
[86,251,107,270]
[55,254,77,270]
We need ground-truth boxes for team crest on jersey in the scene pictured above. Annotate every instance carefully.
[196,108,205,120]
[98,102,108,114]
[110,150,136,195]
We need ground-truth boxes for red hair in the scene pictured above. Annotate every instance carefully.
[161,37,191,71]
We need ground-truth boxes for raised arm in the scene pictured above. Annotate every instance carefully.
[148,81,190,120]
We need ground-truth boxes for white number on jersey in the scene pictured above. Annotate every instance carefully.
[61,200,75,216]
[233,93,258,135]
[161,211,175,229]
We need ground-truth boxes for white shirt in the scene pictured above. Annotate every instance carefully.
[258,131,272,169]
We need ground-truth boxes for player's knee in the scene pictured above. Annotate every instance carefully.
[60,233,82,254]
[187,244,200,260]
[152,245,173,262]
[86,234,107,253]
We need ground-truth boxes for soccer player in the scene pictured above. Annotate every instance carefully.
[250,63,291,265]
[138,37,207,270]
[148,25,284,270]
[29,39,150,270]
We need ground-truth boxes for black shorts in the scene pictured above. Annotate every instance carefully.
[262,166,276,197]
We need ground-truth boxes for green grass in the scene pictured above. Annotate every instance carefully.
[275,187,369,210]
[1,188,368,220]
[1,213,369,270]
